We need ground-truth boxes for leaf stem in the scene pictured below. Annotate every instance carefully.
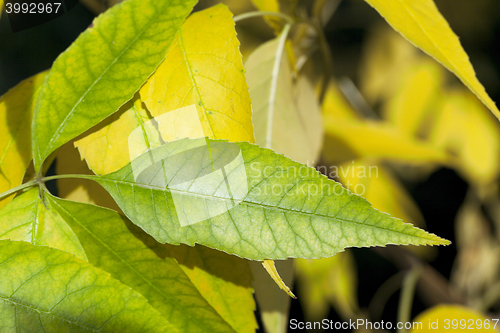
[41,174,99,182]
[233,11,295,24]
[266,23,292,149]
[397,265,423,333]
[0,179,39,201]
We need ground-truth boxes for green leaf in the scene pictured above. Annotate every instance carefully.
[32,0,197,172]
[245,35,323,165]
[94,137,449,260]
[0,71,47,209]
[0,240,177,332]
[0,188,87,261]
[47,194,237,333]
[363,0,500,121]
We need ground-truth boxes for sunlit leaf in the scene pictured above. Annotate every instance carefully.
[0,188,87,261]
[74,96,152,175]
[296,251,359,321]
[410,305,498,333]
[0,71,47,209]
[430,89,500,186]
[363,0,500,120]
[94,138,449,260]
[324,119,448,165]
[32,0,197,171]
[246,36,323,165]
[383,59,444,137]
[250,0,278,12]
[140,4,254,144]
[0,240,176,332]
[167,244,257,333]
[48,195,238,333]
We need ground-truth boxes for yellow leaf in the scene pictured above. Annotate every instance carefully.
[250,0,279,12]
[430,89,500,186]
[140,4,254,144]
[250,260,295,333]
[246,36,323,165]
[0,71,47,209]
[167,244,257,333]
[359,24,420,104]
[296,251,359,321]
[323,120,448,165]
[75,96,151,175]
[338,160,425,227]
[410,305,498,332]
[363,0,500,121]
[383,59,444,137]
[261,259,295,299]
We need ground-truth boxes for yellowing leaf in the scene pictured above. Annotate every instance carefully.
[140,4,254,144]
[0,71,47,209]
[430,89,500,186]
[250,0,279,12]
[323,120,448,165]
[75,96,152,175]
[338,160,425,227]
[245,35,323,165]
[359,24,420,104]
[167,244,257,333]
[261,259,295,298]
[0,188,87,261]
[410,305,498,332]
[363,0,500,120]
[250,260,295,333]
[383,59,444,137]
[296,251,359,321]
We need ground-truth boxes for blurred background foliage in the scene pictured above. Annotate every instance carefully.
[2,0,500,332]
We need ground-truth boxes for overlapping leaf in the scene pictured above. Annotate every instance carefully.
[94,138,449,260]
[47,194,237,333]
[166,244,256,333]
[32,0,197,171]
[246,36,323,165]
[140,4,254,144]
[0,188,87,261]
[0,240,176,332]
[363,0,500,121]
[0,72,47,209]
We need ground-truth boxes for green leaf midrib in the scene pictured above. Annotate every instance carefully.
[98,176,437,242]
[49,196,235,332]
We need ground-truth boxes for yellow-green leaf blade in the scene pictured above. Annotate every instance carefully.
[0,240,176,332]
[47,195,237,333]
[167,244,257,333]
[32,0,197,171]
[363,0,500,120]
[0,71,47,209]
[245,35,323,165]
[140,4,254,144]
[96,138,449,260]
[0,188,87,261]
